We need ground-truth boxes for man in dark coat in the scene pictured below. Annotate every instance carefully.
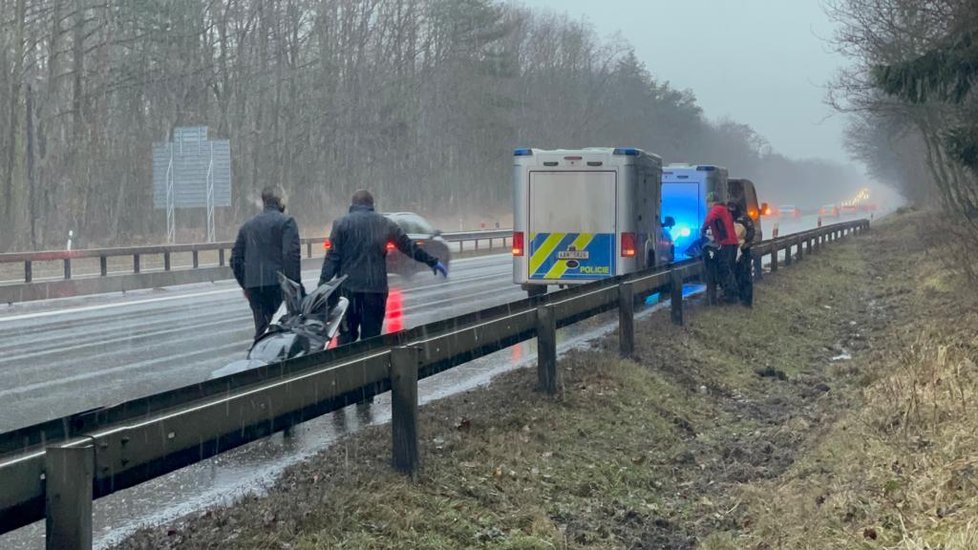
[231,186,302,340]
[730,201,756,307]
[319,190,447,344]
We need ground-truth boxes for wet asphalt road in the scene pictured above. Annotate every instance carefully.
[0,214,831,548]
[0,254,525,432]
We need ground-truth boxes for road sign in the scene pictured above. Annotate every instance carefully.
[152,127,231,242]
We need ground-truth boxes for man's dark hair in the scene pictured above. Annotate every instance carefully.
[351,189,374,207]
[261,186,286,210]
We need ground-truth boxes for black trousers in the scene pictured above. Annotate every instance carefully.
[339,291,388,345]
[717,244,739,301]
[735,250,754,307]
[247,285,283,340]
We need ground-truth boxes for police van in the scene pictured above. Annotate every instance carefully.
[512,147,672,297]
[660,164,729,258]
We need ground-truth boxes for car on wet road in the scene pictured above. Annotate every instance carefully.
[818,204,839,218]
[384,212,451,279]
[778,204,801,218]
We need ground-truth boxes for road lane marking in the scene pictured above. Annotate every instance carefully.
[0,255,512,323]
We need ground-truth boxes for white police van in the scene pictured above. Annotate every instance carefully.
[660,164,730,258]
[512,147,673,297]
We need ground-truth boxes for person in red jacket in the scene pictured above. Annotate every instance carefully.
[701,196,739,303]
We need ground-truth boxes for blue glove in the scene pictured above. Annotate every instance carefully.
[432,261,448,278]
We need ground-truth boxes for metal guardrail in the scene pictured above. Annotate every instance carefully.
[0,220,869,547]
[0,230,513,283]
[0,230,513,305]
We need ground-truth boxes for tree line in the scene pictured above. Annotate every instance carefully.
[826,0,978,278]
[0,0,862,251]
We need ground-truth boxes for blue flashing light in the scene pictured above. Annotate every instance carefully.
[662,179,704,256]
[514,147,533,156]
[696,165,716,171]
[613,147,640,156]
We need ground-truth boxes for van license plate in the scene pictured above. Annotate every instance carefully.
[557,250,589,260]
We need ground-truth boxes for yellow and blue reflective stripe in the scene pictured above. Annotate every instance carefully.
[530,233,578,278]
[543,233,595,279]
[528,232,564,275]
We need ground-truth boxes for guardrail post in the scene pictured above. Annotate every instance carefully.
[63,259,71,280]
[618,281,635,356]
[670,268,684,326]
[99,256,107,277]
[704,258,718,306]
[45,443,94,550]
[391,346,420,476]
[218,249,225,266]
[536,304,558,395]
[770,245,779,272]
[307,241,313,258]
[133,254,140,274]
[192,250,199,269]
[798,238,805,261]
[25,260,32,282]
[164,252,171,271]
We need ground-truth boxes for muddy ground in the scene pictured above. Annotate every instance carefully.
[116,213,940,549]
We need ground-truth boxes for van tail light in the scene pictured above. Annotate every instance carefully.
[386,241,396,252]
[323,238,332,250]
[621,232,637,257]
[512,232,525,256]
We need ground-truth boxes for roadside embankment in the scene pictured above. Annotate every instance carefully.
[118,211,969,549]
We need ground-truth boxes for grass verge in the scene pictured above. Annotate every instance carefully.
[701,212,978,549]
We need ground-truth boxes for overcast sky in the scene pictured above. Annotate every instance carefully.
[515,0,853,165]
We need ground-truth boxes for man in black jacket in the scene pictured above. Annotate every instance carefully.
[231,186,302,340]
[319,190,447,344]
[730,201,756,307]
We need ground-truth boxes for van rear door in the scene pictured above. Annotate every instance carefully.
[528,171,616,281]
[661,181,702,256]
